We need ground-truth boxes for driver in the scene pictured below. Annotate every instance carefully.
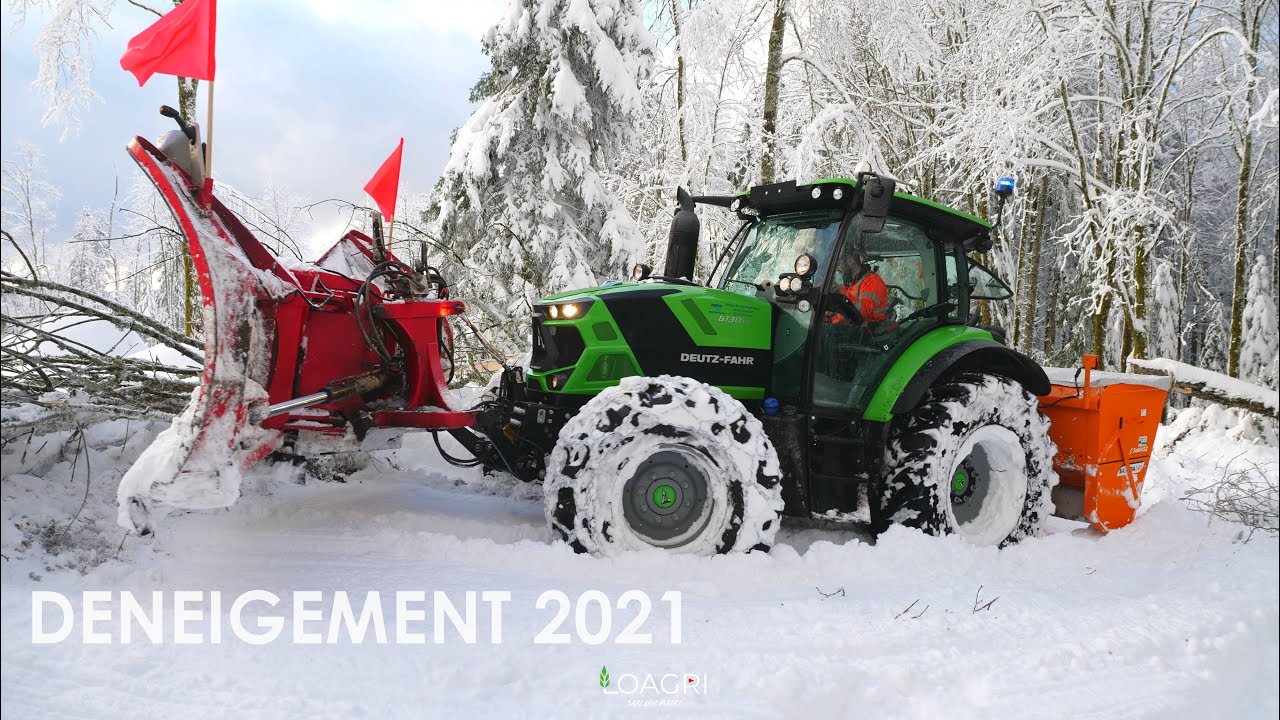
[832,251,888,325]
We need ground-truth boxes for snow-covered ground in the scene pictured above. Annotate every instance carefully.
[1,414,1277,718]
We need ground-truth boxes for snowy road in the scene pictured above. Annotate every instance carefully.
[2,430,1277,718]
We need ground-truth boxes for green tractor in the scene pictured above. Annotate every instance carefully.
[456,173,1056,555]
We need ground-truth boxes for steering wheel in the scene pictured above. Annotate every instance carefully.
[823,292,864,325]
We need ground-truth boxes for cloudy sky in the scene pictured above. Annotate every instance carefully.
[2,0,506,253]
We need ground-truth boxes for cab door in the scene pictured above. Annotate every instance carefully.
[803,215,948,516]
[811,216,946,413]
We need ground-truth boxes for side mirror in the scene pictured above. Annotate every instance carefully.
[860,174,895,234]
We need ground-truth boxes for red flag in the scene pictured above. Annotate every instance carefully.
[364,139,404,222]
[120,0,217,86]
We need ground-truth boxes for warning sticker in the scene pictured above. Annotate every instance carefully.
[1117,461,1146,477]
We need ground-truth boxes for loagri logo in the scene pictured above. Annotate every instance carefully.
[598,664,709,707]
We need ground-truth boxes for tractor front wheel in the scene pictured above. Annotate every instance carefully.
[545,376,784,556]
[878,373,1057,546]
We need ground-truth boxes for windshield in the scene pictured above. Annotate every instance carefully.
[718,210,844,296]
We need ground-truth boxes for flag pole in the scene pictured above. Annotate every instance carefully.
[202,79,215,204]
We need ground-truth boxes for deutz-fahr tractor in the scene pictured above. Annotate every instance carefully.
[451,175,1058,555]
[118,110,1069,555]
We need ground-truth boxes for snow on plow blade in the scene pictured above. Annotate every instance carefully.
[1040,355,1173,532]
[118,135,475,534]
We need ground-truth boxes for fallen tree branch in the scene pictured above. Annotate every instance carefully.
[1,229,38,281]
[1128,358,1279,417]
[1,272,203,362]
[1183,460,1279,539]
[1,274,201,420]
[973,585,999,614]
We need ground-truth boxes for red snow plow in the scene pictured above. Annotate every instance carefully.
[117,112,478,533]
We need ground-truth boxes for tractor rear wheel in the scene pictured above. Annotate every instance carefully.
[878,373,1057,546]
[545,376,784,556]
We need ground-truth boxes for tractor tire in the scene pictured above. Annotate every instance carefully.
[545,375,784,556]
[878,373,1057,546]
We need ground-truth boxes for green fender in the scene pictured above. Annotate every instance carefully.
[862,326,1051,422]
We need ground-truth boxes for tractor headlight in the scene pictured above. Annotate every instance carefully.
[541,298,594,321]
[778,275,809,295]
[794,253,815,276]
[811,187,822,199]
[632,263,652,282]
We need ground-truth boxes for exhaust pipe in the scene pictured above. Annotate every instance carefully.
[662,187,700,280]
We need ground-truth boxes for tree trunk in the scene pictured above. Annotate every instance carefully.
[1177,156,1194,362]
[1092,295,1111,366]
[1043,267,1060,359]
[1228,6,1261,378]
[670,0,687,166]
[1228,113,1253,378]
[1021,180,1047,356]
[1012,195,1030,350]
[1132,227,1147,361]
[177,75,201,338]
[1128,358,1279,417]
[759,0,786,184]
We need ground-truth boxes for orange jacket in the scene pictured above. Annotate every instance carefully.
[838,272,888,323]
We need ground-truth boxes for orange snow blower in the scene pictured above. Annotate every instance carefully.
[1039,354,1173,532]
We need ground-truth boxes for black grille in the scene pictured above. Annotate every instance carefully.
[530,318,586,371]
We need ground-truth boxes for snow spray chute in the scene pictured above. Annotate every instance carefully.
[662,187,700,280]
[116,122,475,534]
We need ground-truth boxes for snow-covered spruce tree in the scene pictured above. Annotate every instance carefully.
[1239,256,1278,389]
[1199,301,1231,375]
[62,205,115,299]
[1150,260,1182,362]
[428,0,655,355]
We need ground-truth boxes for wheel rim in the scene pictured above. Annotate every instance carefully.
[621,448,712,547]
[946,425,1028,545]
[951,461,976,503]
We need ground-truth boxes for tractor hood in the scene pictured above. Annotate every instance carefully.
[528,283,772,399]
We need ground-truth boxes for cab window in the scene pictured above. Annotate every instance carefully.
[720,210,843,296]
[967,257,1014,300]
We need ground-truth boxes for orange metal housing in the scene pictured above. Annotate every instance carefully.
[1038,355,1172,532]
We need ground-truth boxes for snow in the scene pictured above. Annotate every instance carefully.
[1043,366,1174,390]
[126,343,201,369]
[23,315,151,358]
[3,410,1278,716]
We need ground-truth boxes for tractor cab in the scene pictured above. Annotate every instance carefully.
[710,178,1012,416]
